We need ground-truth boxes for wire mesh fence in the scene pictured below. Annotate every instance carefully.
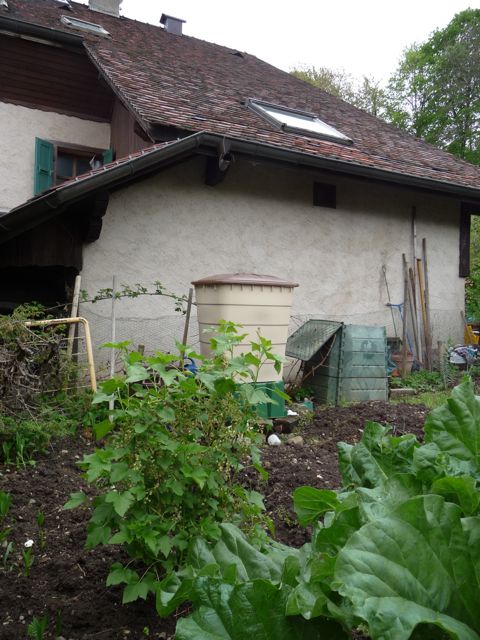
[75,296,465,385]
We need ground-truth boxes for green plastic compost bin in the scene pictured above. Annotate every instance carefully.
[286,320,388,404]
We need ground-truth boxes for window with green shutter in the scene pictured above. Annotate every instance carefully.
[34,138,54,195]
[34,138,114,195]
[102,148,114,164]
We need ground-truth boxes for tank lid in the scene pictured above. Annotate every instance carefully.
[191,273,298,287]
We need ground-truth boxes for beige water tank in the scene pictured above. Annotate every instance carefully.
[192,273,298,382]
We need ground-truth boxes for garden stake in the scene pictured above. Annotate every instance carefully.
[66,274,81,359]
[407,275,420,361]
[417,258,430,369]
[181,287,194,349]
[109,275,117,420]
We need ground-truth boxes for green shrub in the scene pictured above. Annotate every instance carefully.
[390,369,446,393]
[65,322,283,602]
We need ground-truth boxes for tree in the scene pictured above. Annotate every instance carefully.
[355,76,386,118]
[466,215,480,320]
[290,65,356,102]
[386,9,480,163]
[290,65,386,118]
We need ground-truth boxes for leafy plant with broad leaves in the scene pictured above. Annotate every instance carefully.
[65,321,286,604]
[159,378,480,639]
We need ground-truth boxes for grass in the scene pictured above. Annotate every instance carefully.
[390,390,450,409]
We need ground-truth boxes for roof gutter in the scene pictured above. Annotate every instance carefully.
[2,131,480,244]
[207,134,480,203]
[0,15,83,47]
[0,133,207,242]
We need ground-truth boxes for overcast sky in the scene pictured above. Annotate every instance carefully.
[83,1,480,83]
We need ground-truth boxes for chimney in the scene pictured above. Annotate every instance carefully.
[89,0,122,17]
[160,13,185,35]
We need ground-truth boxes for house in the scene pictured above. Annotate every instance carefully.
[1,0,480,360]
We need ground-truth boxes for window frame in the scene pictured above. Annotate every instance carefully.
[34,138,113,195]
[60,15,110,37]
[246,98,353,145]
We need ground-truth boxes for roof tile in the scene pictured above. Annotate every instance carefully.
[4,0,480,192]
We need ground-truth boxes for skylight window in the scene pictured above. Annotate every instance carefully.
[60,15,110,37]
[247,99,352,145]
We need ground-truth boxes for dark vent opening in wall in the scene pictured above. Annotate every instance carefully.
[313,182,336,208]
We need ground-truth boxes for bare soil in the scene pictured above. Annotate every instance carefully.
[0,401,427,639]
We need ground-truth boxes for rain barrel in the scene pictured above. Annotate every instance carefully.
[192,273,298,417]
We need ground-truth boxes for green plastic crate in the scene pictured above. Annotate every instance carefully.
[253,381,286,418]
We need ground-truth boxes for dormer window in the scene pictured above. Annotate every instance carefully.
[247,99,352,145]
[60,15,110,37]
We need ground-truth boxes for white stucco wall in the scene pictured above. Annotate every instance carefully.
[80,156,464,357]
[0,102,110,210]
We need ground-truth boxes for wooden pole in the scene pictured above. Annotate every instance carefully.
[403,255,419,361]
[407,276,420,361]
[109,276,117,378]
[401,253,409,377]
[408,266,422,364]
[66,274,81,359]
[109,276,117,419]
[411,207,422,355]
[181,287,194,348]
[417,258,430,369]
[422,238,433,369]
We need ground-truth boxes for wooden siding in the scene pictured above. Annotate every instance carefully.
[0,218,83,270]
[0,34,114,121]
[110,98,151,158]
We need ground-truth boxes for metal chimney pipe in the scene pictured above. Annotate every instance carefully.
[160,13,185,35]
[89,0,122,17]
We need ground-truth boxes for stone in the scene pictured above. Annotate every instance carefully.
[273,415,299,433]
[267,434,282,446]
[389,388,416,398]
[287,435,304,447]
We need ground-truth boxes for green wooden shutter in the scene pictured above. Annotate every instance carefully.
[34,137,54,195]
[102,148,114,164]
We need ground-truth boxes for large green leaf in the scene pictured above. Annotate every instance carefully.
[175,578,347,639]
[336,495,480,639]
[313,493,361,556]
[293,487,341,527]
[190,524,293,582]
[424,379,480,478]
[338,422,418,488]
[432,476,480,516]
[156,524,296,616]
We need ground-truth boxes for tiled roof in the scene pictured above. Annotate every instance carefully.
[4,0,480,194]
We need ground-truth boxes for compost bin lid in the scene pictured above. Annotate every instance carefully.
[286,319,343,361]
[191,273,298,287]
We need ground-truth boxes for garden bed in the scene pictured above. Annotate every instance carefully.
[0,401,427,640]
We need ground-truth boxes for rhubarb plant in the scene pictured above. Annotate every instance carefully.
[165,378,480,640]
